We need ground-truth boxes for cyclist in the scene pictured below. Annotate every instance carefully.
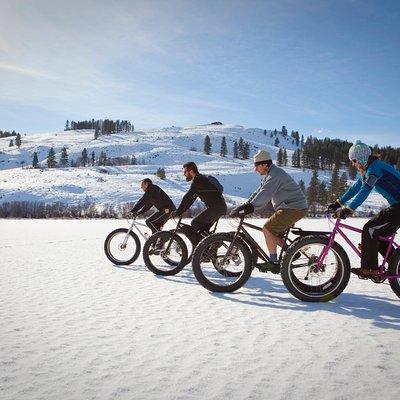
[328,140,400,278]
[230,150,308,273]
[130,178,176,234]
[172,161,227,243]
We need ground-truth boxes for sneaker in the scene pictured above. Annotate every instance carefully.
[256,261,281,274]
[351,267,380,278]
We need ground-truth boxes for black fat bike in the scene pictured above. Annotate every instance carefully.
[191,216,333,293]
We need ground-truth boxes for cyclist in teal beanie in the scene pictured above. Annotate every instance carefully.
[328,140,400,278]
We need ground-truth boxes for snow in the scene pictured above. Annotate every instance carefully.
[1,218,399,400]
[0,124,387,213]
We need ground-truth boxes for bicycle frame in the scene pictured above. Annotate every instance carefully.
[317,217,400,280]
[123,217,150,246]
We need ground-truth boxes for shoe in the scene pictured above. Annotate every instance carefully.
[256,261,280,274]
[351,267,380,278]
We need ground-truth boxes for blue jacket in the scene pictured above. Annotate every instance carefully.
[339,159,400,210]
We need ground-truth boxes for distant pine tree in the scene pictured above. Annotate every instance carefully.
[203,135,212,155]
[330,164,341,201]
[91,151,95,166]
[274,137,280,147]
[9,139,13,147]
[131,155,137,165]
[81,148,88,167]
[317,181,328,207]
[299,179,306,194]
[283,149,288,166]
[263,129,267,136]
[233,141,239,158]
[281,126,288,137]
[277,148,283,166]
[238,137,244,158]
[242,142,250,159]
[307,169,319,216]
[94,126,99,140]
[65,120,70,131]
[32,152,39,168]
[15,133,21,148]
[156,167,166,180]
[47,147,57,168]
[220,136,227,157]
[60,147,69,167]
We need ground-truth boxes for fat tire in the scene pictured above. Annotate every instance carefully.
[104,228,141,265]
[143,231,188,276]
[281,235,350,302]
[388,249,400,298]
[192,233,253,292]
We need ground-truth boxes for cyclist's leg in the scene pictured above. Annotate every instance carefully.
[361,204,400,269]
[191,205,226,236]
[146,211,169,234]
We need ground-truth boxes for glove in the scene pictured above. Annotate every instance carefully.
[129,209,138,218]
[327,200,342,212]
[229,203,254,218]
[335,207,353,219]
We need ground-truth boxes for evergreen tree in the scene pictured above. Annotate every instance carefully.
[307,169,319,216]
[9,139,13,147]
[47,147,57,168]
[301,134,304,148]
[317,181,328,207]
[339,172,348,194]
[348,161,357,180]
[59,147,69,167]
[330,164,341,201]
[65,120,70,131]
[98,151,107,166]
[299,179,306,194]
[242,142,250,159]
[220,136,227,157]
[94,126,99,140]
[131,155,137,165]
[32,152,39,168]
[233,141,239,158]
[281,125,288,137]
[203,135,212,155]
[238,137,244,158]
[277,148,283,166]
[91,151,96,166]
[81,148,88,167]
[263,129,267,136]
[283,149,288,166]
[274,137,280,147]
[156,167,166,180]
[15,133,21,148]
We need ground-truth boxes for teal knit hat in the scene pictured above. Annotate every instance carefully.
[348,140,371,166]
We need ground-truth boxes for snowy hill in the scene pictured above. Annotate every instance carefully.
[0,124,387,212]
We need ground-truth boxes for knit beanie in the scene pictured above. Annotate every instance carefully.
[253,150,272,164]
[348,140,371,166]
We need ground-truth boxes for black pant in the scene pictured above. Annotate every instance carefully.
[191,204,227,235]
[146,211,170,234]
[361,203,400,269]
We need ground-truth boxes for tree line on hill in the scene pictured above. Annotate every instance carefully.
[64,119,134,137]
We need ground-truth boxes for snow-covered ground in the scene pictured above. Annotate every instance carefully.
[0,124,387,212]
[1,218,399,400]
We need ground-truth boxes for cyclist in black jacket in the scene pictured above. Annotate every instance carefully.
[130,178,176,233]
[173,162,227,235]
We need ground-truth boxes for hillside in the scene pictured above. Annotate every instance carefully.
[0,124,387,213]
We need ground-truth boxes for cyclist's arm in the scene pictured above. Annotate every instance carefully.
[175,189,197,215]
[347,167,382,211]
[338,177,362,205]
[137,203,153,215]
[131,191,149,214]
[249,177,279,210]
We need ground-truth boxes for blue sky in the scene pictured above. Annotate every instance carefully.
[0,0,399,146]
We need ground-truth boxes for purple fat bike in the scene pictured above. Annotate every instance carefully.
[281,212,400,302]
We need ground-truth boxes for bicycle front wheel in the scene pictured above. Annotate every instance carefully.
[192,233,252,292]
[142,231,188,276]
[281,235,350,302]
[388,249,400,298]
[104,228,141,265]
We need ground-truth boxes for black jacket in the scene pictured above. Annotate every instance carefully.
[131,184,176,215]
[175,174,226,215]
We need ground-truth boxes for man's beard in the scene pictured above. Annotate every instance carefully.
[185,176,192,182]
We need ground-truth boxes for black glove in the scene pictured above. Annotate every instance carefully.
[335,207,353,219]
[327,201,342,212]
[229,203,254,218]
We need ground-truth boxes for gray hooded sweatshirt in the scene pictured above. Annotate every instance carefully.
[248,164,307,211]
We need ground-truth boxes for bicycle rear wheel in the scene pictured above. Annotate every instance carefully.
[192,233,252,292]
[388,249,400,298]
[281,235,350,302]
[104,228,141,265]
[142,231,188,276]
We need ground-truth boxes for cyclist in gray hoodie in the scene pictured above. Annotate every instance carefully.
[230,150,308,273]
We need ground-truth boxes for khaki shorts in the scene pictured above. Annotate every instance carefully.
[264,208,308,236]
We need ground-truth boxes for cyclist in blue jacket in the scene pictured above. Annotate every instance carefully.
[328,140,400,278]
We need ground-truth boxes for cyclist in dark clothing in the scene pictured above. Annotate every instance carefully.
[130,178,176,234]
[173,162,227,235]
